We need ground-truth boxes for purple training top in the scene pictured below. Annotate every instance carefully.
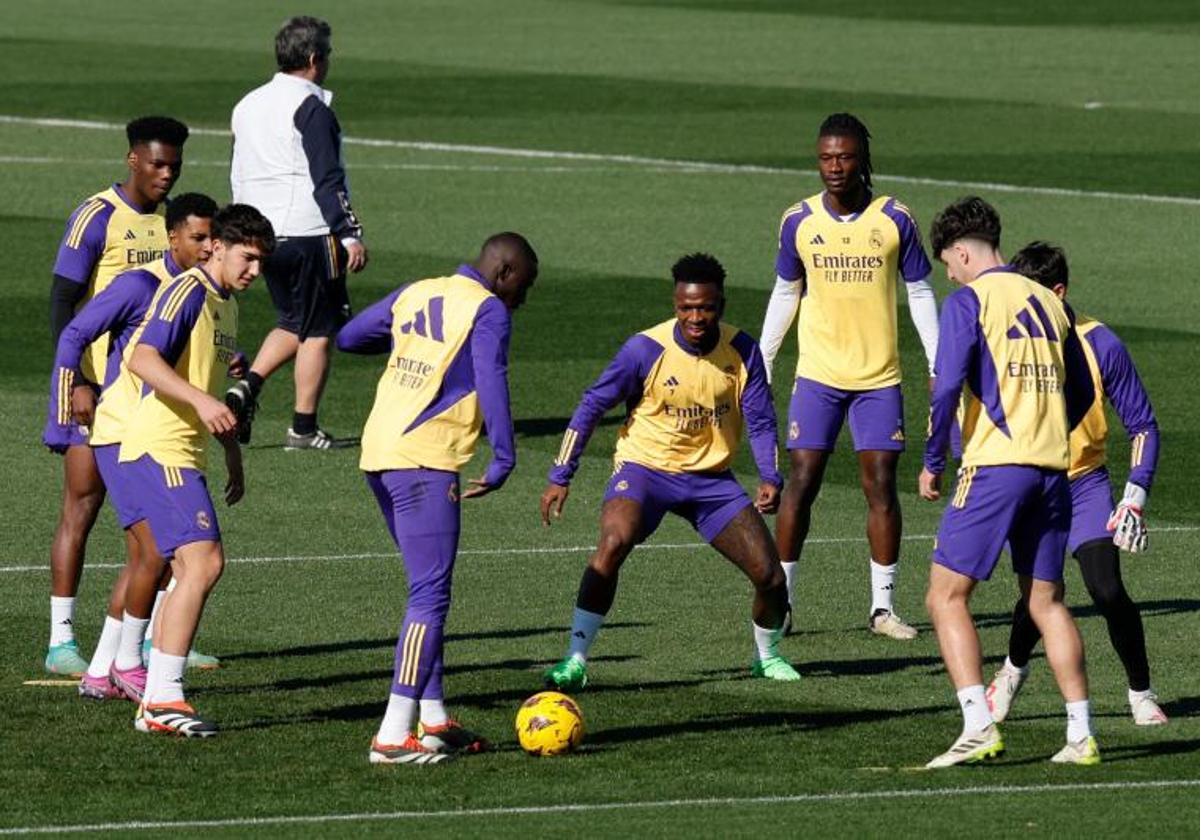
[1086,324,1159,491]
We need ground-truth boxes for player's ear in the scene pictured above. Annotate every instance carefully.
[126,149,138,171]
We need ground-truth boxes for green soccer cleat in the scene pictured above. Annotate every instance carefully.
[542,655,588,691]
[45,641,89,676]
[751,654,801,682]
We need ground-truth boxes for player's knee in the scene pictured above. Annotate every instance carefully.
[594,530,634,569]
[754,563,786,592]
[1083,575,1127,614]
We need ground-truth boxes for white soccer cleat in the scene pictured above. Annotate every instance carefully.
[1050,735,1101,765]
[1130,693,1169,726]
[870,609,918,640]
[986,663,1028,723]
[925,724,1005,769]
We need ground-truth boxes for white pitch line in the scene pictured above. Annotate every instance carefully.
[1,526,1195,574]
[2,779,1198,835]
[2,114,1198,206]
[0,155,629,174]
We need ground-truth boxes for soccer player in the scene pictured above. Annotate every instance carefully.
[120,204,275,737]
[44,116,189,675]
[337,233,538,765]
[987,242,1166,726]
[227,15,367,449]
[542,253,799,691]
[758,113,939,641]
[920,198,1098,768]
[45,194,219,700]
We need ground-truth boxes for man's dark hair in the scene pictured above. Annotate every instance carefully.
[672,253,725,291]
[212,203,276,253]
[126,116,189,149]
[166,193,218,231]
[819,112,873,189]
[929,196,1002,256]
[275,16,332,72]
[1011,240,1070,290]
[483,231,538,269]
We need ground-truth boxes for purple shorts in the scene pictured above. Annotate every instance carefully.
[603,461,751,543]
[43,378,97,453]
[786,377,905,452]
[122,454,220,557]
[933,465,1071,582]
[92,444,141,529]
[1069,467,1115,554]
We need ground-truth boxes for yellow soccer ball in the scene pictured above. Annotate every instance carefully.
[515,691,584,756]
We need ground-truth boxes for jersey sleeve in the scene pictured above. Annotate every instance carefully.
[925,288,980,474]
[295,96,364,241]
[135,280,206,367]
[470,297,516,489]
[1088,326,1160,491]
[774,207,808,282]
[52,271,154,375]
[731,332,782,486]
[52,198,114,284]
[549,334,662,486]
[883,199,933,283]
[336,286,404,355]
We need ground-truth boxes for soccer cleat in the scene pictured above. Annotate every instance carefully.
[751,654,801,682]
[986,663,1028,723]
[284,427,335,450]
[369,734,454,765]
[1130,693,1169,726]
[925,724,1005,768]
[1050,735,1101,765]
[109,664,147,703]
[542,655,589,692]
[418,719,491,754]
[135,701,218,738]
[224,380,257,444]
[45,641,89,676]
[186,649,221,670]
[78,673,121,700]
[870,609,918,641]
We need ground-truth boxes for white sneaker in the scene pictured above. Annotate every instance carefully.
[1130,692,1169,726]
[986,664,1028,723]
[869,609,918,640]
[1050,735,1101,765]
[925,724,1005,769]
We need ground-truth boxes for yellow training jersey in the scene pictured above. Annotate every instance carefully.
[119,267,239,470]
[775,192,932,390]
[52,185,167,385]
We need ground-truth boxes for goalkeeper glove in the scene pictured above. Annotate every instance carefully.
[1107,481,1148,553]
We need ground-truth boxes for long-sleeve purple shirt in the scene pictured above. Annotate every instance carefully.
[1082,322,1159,491]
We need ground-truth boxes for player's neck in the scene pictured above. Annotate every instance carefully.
[824,185,868,217]
[118,178,156,212]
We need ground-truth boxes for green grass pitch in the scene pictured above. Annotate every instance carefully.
[1,1,1198,835]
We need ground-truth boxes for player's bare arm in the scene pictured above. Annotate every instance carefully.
[128,344,237,436]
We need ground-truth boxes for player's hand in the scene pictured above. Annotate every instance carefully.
[919,467,942,501]
[1107,482,1149,553]
[198,394,238,437]
[462,476,495,499]
[227,351,248,380]
[754,482,780,515]
[222,441,244,505]
[70,384,97,426]
[345,240,368,273]
[541,483,570,526]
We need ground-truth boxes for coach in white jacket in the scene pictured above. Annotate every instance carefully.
[228,15,367,450]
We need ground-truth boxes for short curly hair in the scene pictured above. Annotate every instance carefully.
[929,196,1002,256]
[671,253,725,291]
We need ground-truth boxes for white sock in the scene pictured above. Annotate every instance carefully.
[146,590,167,643]
[781,561,798,606]
[957,684,993,732]
[870,559,897,614]
[115,612,151,671]
[85,616,123,678]
[146,649,186,705]
[567,607,605,660]
[50,596,76,645]
[1128,687,1155,705]
[377,693,418,744]
[420,698,449,727]
[1004,656,1030,676]
[752,621,782,661]
[1066,699,1092,742]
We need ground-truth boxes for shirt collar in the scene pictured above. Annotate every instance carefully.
[272,71,333,106]
[672,322,719,357]
[977,263,1015,279]
[112,182,154,214]
[164,251,182,277]
[456,263,491,289]
[821,190,871,222]
[195,264,230,299]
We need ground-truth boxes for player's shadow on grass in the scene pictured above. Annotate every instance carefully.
[515,416,623,439]
[703,653,1010,680]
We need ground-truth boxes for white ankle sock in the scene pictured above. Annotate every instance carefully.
[781,561,798,606]
[1066,699,1092,742]
[1004,656,1030,676]
[85,616,123,678]
[567,608,605,660]
[115,612,151,671]
[147,649,186,704]
[870,559,897,614]
[957,684,993,732]
[50,596,76,645]
[420,698,449,727]
[1128,687,1155,705]
[752,621,782,661]
[378,693,418,744]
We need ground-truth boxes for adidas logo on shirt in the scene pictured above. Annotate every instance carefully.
[124,229,137,241]
[810,234,826,245]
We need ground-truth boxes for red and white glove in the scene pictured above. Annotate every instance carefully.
[1107,482,1148,553]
